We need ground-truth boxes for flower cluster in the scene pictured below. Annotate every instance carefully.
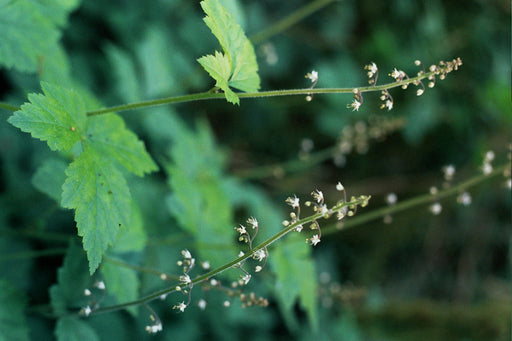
[348,88,363,111]
[364,62,378,85]
[333,115,405,167]
[305,70,319,101]
[171,249,197,314]
[79,280,107,317]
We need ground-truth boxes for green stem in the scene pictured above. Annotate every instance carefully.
[86,71,435,116]
[323,164,510,236]
[0,102,20,112]
[250,0,336,44]
[89,196,368,316]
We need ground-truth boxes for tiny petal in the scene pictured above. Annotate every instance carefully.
[310,234,321,246]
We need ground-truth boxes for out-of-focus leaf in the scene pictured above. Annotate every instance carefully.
[32,158,67,202]
[0,279,30,341]
[55,317,99,341]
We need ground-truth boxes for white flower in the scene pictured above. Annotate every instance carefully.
[385,100,393,110]
[174,302,187,312]
[386,193,397,205]
[318,204,328,216]
[210,279,218,286]
[482,162,493,175]
[349,99,361,111]
[416,88,424,96]
[179,274,191,285]
[247,217,258,229]
[286,195,300,209]
[238,251,245,257]
[390,68,405,80]
[310,234,321,246]
[311,189,324,204]
[84,289,91,296]
[198,299,207,310]
[336,182,344,191]
[181,249,192,259]
[235,224,247,235]
[295,224,304,232]
[82,306,92,317]
[442,165,456,180]
[95,281,105,290]
[255,265,263,272]
[366,62,378,78]
[306,70,318,83]
[430,203,442,215]
[146,323,162,334]
[457,192,472,206]
[241,274,251,285]
[223,301,231,307]
[485,151,495,162]
[253,249,266,261]
[201,261,210,270]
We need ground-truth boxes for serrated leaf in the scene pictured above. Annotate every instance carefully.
[0,0,60,72]
[8,82,86,152]
[199,0,260,104]
[86,114,158,177]
[61,149,131,274]
[110,200,147,253]
[0,280,30,341]
[32,158,68,202]
[101,260,139,316]
[198,51,239,104]
[55,318,100,341]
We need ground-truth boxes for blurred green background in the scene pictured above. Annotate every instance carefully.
[0,0,510,340]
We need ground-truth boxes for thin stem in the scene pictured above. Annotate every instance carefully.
[323,164,510,236]
[85,71,435,116]
[250,0,336,44]
[0,102,20,112]
[103,256,178,280]
[88,196,368,316]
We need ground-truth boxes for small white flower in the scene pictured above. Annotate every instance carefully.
[430,203,442,215]
[253,249,266,261]
[295,224,304,232]
[241,274,251,285]
[238,251,245,257]
[160,294,168,300]
[350,99,361,111]
[485,151,495,162]
[84,289,91,296]
[286,195,300,209]
[255,265,263,272]
[457,192,472,206]
[247,217,258,229]
[310,234,321,246]
[336,182,344,191]
[235,224,247,235]
[306,70,318,83]
[201,261,210,270]
[482,162,493,175]
[82,306,92,317]
[179,274,191,285]
[442,165,456,180]
[174,302,187,312]
[198,299,207,310]
[311,189,324,204]
[95,281,105,290]
[223,301,231,307]
[146,323,162,334]
[181,249,192,259]
[385,100,393,110]
[390,68,404,80]
[210,279,218,286]
[318,204,328,216]
[386,193,397,205]
[416,88,424,96]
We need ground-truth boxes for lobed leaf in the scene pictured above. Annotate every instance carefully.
[61,149,132,274]
[8,82,86,152]
[198,0,260,104]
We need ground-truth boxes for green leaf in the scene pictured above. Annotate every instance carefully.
[110,201,147,253]
[0,280,30,341]
[271,233,318,331]
[8,82,86,152]
[0,0,60,72]
[32,158,68,202]
[198,0,260,104]
[50,241,91,315]
[55,318,100,341]
[165,119,237,267]
[86,114,158,177]
[198,51,239,104]
[101,259,139,316]
[61,149,131,274]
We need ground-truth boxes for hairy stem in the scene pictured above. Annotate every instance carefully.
[323,163,510,236]
[88,196,368,316]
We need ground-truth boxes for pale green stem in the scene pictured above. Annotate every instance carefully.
[323,164,510,236]
[88,196,368,316]
[85,71,435,116]
[0,102,20,112]
[250,0,336,44]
